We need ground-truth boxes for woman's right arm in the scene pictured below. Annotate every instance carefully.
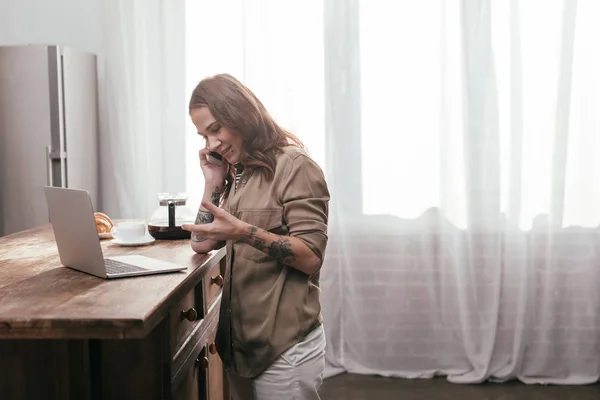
[191,147,228,253]
[191,182,225,253]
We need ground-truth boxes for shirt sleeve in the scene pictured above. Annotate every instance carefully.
[279,154,330,263]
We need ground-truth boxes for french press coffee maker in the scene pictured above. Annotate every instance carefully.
[148,193,196,240]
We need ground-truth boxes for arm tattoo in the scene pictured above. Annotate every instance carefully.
[192,186,221,242]
[195,210,214,224]
[191,185,220,243]
[243,226,295,264]
[210,186,221,206]
[191,210,214,242]
[267,236,295,264]
[245,226,267,251]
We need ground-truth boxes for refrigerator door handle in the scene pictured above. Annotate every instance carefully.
[46,145,54,187]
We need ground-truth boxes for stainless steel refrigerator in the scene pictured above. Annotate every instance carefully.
[0,45,99,237]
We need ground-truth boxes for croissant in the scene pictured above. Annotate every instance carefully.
[94,212,114,234]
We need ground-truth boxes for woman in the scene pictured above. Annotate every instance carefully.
[182,74,330,400]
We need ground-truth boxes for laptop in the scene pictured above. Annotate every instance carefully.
[44,186,187,279]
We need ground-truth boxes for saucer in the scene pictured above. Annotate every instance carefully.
[111,236,155,247]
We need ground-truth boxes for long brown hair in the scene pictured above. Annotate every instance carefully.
[189,74,304,192]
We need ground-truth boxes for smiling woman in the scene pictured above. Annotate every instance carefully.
[183,74,330,400]
[190,105,246,166]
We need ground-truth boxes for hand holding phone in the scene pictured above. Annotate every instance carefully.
[199,149,227,184]
[206,151,224,166]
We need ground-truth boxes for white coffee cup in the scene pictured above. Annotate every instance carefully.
[110,222,146,242]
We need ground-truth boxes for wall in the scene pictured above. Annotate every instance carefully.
[0,0,101,53]
[0,0,187,218]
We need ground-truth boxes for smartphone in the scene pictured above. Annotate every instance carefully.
[206,151,223,166]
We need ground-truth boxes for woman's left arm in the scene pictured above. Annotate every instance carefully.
[238,223,321,275]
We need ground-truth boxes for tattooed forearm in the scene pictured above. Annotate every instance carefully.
[210,186,221,206]
[245,226,267,252]
[195,210,214,224]
[191,210,214,242]
[238,223,320,275]
[242,226,295,264]
[267,236,295,263]
[191,186,221,243]
[191,234,207,242]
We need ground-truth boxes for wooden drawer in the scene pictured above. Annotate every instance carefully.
[171,293,221,384]
[203,261,223,313]
[170,285,203,355]
[178,335,224,400]
[172,345,205,400]
[171,257,223,356]
[171,253,225,399]
[207,329,225,400]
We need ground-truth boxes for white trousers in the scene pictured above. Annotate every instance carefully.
[227,324,326,400]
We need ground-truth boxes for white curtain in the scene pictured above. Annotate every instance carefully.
[184,0,326,209]
[98,0,186,219]
[183,0,600,385]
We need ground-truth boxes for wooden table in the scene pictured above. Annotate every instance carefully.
[0,225,227,400]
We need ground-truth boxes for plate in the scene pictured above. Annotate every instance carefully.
[99,232,113,240]
[111,236,155,247]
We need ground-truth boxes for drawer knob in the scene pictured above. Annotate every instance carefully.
[196,356,209,369]
[180,308,198,322]
[211,274,224,287]
[209,342,217,354]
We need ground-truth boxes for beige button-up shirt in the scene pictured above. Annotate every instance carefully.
[215,146,330,378]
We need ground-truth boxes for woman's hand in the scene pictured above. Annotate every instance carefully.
[199,148,228,185]
[182,201,248,242]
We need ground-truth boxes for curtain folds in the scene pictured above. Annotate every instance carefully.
[104,0,600,385]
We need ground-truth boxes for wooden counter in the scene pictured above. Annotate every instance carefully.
[0,225,227,400]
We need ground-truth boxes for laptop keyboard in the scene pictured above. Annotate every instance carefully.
[104,259,148,275]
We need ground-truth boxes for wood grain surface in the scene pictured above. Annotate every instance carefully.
[0,224,226,339]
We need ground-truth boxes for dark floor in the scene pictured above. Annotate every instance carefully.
[319,373,600,400]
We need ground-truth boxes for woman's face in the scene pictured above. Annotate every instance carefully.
[190,106,245,165]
